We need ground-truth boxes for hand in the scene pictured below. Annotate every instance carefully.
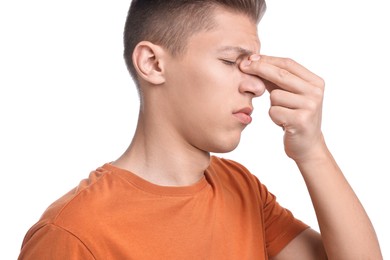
[240,55,326,163]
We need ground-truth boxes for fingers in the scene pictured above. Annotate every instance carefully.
[240,55,325,94]
[270,89,312,109]
[268,105,320,136]
[269,88,321,132]
[259,55,323,86]
[239,54,326,160]
[268,106,294,130]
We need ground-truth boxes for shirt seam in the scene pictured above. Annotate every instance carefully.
[43,223,96,259]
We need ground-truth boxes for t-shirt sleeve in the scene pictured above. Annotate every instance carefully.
[253,175,309,258]
[18,223,95,260]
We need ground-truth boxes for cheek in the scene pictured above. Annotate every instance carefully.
[178,65,218,97]
[190,65,238,95]
[166,59,240,113]
[189,67,242,123]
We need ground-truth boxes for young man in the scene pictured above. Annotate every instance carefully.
[19,0,382,259]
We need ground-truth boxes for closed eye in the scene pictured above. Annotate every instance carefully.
[221,59,237,66]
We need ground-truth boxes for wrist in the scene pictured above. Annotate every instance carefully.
[292,134,332,166]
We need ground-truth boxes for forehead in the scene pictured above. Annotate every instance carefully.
[186,7,260,55]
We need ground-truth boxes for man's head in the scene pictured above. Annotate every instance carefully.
[123,1,267,154]
[123,0,266,87]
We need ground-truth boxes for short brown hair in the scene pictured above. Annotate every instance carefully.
[123,0,267,86]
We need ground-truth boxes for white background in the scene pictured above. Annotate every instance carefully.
[1,0,389,259]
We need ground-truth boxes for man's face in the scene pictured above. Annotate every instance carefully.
[162,8,266,153]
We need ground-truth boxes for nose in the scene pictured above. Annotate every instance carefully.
[238,73,266,97]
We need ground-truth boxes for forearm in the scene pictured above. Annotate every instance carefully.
[296,141,382,259]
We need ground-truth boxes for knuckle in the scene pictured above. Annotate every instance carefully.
[277,68,290,80]
[295,112,310,127]
[311,86,324,100]
[268,106,275,117]
[282,57,296,68]
[270,89,283,101]
[268,106,279,118]
[314,76,325,89]
[306,99,317,111]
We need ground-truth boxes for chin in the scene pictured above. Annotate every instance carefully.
[210,145,239,154]
[204,135,241,154]
[192,127,244,153]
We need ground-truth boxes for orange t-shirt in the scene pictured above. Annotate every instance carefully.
[19,156,308,259]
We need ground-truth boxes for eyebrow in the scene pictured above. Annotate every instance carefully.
[216,46,254,56]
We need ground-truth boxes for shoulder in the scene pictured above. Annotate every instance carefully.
[44,165,115,222]
[208,155,254,178]
[20,165,119,259]
[22,165,120,242]
[208,156,281,204]
[208,156,265,196]
[208,155,261,182]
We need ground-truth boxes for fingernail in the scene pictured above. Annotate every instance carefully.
[249,54,261,61]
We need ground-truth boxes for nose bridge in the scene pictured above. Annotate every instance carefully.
[239,72,265,97]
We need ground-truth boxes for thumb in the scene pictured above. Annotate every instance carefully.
[240,54,280,93]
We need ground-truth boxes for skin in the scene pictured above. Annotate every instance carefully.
[114,6,383,259]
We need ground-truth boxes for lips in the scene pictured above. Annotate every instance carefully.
[233,107,253,125]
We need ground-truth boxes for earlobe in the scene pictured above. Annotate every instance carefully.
[132,41,166,85]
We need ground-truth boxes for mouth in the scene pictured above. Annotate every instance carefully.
[233,107,253,125]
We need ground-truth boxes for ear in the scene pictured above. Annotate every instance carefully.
[132,41,166,85]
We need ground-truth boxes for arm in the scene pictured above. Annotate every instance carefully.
[240,55,383,259]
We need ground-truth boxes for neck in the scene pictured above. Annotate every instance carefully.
[112,111,211,187]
